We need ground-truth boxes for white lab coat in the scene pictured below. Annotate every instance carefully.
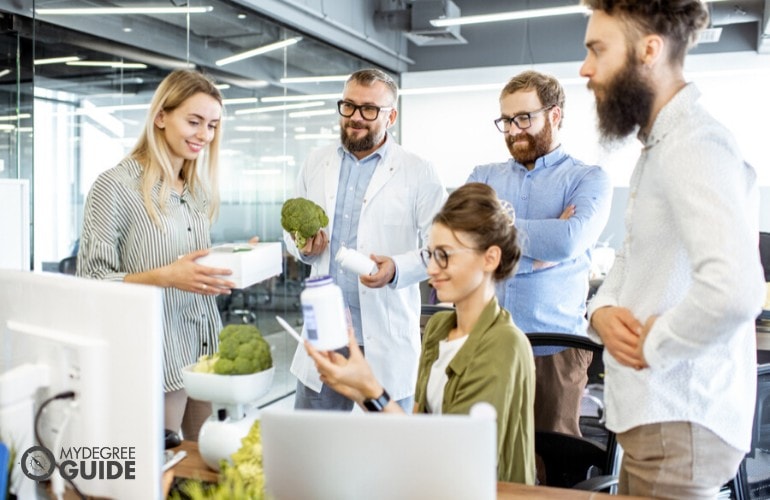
[285,139,447,400]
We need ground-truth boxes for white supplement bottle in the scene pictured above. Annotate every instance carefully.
[300,275,348,350]
[335,247,378,276]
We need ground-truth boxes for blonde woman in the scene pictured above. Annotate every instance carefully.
[78,69,234,441]
[306,182,536,484]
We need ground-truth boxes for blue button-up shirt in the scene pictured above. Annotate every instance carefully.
[329,141,389,345]
[468,146,612,350]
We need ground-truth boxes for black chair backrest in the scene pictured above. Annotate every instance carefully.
[760,232,770,282]
[59,255,77,275]
[525,333,619,491]
[731,363,770,500]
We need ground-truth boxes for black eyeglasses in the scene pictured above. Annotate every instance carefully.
[493,105,555,133]
[337,100,393,121]
[420,246,477,269]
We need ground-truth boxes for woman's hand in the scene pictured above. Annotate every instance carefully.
[304,329,382,404]
[163,248,235,295]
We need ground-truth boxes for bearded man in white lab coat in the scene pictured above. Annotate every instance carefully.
[284,68,447,412]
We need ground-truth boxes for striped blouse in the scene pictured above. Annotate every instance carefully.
[77,158,221,392]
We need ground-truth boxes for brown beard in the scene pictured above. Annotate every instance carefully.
[589,53,655,144]
[505,116,553,165]
[340,121,381,153]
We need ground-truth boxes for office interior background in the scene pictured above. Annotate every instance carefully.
[1,0,769,403]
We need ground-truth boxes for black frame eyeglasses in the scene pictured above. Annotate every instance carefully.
[493,105,555,133]
[420,246,477,269]
[337,100,393,121]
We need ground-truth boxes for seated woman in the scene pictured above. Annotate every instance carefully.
[305,182,536,484]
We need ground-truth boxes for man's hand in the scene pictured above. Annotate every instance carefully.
[300,229,328,257]
[591,306,646,369]
[360,255,396,288]
[635,315,658,368]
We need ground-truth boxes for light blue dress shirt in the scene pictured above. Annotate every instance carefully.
[468,146,612,352]
[329,142,389,345]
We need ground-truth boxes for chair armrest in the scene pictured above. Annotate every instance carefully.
[573,474,618,492]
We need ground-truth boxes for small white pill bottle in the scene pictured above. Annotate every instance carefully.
[300,275,348,350]
[335,247,378,276]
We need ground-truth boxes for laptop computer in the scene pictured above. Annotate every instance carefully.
[260,409,497,500]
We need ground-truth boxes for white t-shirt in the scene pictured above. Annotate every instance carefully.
[426,335,468,414]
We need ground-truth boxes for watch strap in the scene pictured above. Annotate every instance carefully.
[363,389,391,412]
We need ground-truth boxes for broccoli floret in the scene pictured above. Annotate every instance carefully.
[280,197,329,249]
[212,324,273,375]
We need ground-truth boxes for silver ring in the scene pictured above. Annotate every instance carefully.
[202,284,207,291]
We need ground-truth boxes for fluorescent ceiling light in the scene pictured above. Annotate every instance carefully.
[34,56,81,65]
[243,169,282,176]
[216,84,231,90]
[222,97,258,105]
[431,6,588,27]
[280,75,349,84]
[432,0,732,27]
[0,69,10,78]
[261,92,339,103]
[295,133,338,140]
[260,155,294,163]
[234,125,276,132]
[216,37,302,67]
[289,109,336,118]
[36,6,213,15]
[67,61,147,69]
[0,114,31,121]
[234,101,325,116]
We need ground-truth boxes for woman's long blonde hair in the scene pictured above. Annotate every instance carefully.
[131,69,223,226]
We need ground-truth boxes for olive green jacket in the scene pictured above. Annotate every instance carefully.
[414,297,536,484]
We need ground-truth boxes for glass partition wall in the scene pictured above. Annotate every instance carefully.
[2,0,387,404]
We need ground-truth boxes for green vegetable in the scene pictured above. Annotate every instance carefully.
[213,324,273,375]
[280,197,329,249]
[171,420,265,500]
[192,325,272,375]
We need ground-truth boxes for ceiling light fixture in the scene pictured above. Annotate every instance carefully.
[288,109,337,118]
[431,0,733,27]
[0,69,10,78]
[222,97,259,105]
[280,75,349,84]
[34,56,81,65]
[215,37,302,67]
[261,93,339,103]
[36,6,213,15]
[67,61,147,69]
[234,101,325,116]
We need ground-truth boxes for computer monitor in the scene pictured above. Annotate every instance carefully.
[0,270,163,499]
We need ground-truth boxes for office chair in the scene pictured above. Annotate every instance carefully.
[420,303,454,338]
[58,255,78,275]
[526,333,620,492]
[730,363,770,500]
[759,232,770,282]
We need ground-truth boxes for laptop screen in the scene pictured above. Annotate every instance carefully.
[261,409,497,500]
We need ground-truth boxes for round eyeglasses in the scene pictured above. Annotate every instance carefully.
[493,104,555,133]
[420,246,477,269]
[337,100,393,121]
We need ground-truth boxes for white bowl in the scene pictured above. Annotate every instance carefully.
[182,365,275,404]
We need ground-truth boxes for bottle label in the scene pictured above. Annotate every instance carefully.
[302,304,318,340]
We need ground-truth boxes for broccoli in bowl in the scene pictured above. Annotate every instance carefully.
[193,324,272,375]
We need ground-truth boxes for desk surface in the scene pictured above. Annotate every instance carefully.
[170,441,648,500]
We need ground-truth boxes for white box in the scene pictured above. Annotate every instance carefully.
[196,242,283,289]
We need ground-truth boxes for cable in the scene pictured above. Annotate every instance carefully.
[34,391,86,500]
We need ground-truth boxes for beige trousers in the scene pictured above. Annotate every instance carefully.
[617,421,744,500]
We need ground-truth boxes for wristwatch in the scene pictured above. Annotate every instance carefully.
[363,389,391,412]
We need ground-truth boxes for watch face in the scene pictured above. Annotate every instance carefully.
[20,445,56,482]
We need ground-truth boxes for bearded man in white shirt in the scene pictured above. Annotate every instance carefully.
[580,1,765,498]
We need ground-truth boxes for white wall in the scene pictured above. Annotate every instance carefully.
[400,51,770,240]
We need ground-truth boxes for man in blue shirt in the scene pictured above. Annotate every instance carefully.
[468,71,612,436]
